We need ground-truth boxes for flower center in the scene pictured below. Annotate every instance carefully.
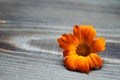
[76,43,90,56]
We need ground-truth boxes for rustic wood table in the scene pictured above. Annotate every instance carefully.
[0,0,120,80]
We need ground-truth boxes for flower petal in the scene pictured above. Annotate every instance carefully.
[73,25,82,42]
[57,33,79,50]
[62,33,79,44]
[89,53,102,69]
[64,54,78,70]
[75,56,90,73]
[87,55,96,69]
[91,37,106,53]
[57,38,74,50]
[73,25,96,44]
[63,50,76,57]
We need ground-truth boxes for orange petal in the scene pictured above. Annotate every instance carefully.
[73,25,82,42]
[75,56,90,73]
[91,37,106,53]
[63,50,76,57]
[62,33,79,45]
[64,55,78,71]
[80,25,96,43]
[57,38,74,50]
[73,25,96,44]
[87,55,96,69]
[57,33,79,50]
[89,53,103,69]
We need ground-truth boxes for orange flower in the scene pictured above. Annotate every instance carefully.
[57,25,106,73]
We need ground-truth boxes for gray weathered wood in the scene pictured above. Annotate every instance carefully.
[0,0,120,80]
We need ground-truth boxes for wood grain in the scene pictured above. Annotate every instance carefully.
[0,0,120,80]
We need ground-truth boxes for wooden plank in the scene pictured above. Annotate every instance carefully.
[0,0,120,80]
[0,49,120,80]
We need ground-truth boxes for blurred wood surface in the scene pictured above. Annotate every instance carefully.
[0,0,120,80]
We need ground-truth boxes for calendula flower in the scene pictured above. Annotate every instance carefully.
[57,25,106,73]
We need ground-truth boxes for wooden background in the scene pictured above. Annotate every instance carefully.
[0,0,120,80]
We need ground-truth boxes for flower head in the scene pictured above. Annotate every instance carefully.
[57,25,106,73]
